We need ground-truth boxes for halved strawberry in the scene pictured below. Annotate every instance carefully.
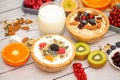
[39,42,47,49]
[58,48,66,54]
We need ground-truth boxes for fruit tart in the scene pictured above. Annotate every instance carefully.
[31,34,75,72]
[66,8,109,43]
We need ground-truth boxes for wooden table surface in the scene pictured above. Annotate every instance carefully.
[0,0,120,80]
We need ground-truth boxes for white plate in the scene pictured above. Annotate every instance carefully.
[109,48,120,70]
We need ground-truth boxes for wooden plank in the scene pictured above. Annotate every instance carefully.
[0,0,23,13]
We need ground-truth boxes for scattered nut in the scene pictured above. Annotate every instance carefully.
[25,20,33,24]
[19,18,24,24]
[22,37,29,43]
[70,21,79,26]
[21,26,30,30]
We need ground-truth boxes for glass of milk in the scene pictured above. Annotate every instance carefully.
[38,2,66,35]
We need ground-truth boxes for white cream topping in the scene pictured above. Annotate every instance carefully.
[33,35,74,64]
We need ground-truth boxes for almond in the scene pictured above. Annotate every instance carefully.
[19,18,24,24]
[25,20,33,24]
[89,25,98,30]
[7,31,15,36]
[84,24,90,30]
[13,25,21,31]
[13,21,19,26]
[8,26,14,32]
[21,26,30,30]
[70,21,79,26]
[97,23,101,28]
[22,37,29,43]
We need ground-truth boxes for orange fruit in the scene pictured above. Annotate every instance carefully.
[82,0,110,10]
[61,0,79,12]
[2,42,30,67]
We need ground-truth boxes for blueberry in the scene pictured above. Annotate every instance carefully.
[111,45,116,50]
[81,20,88,24]
[83,12,89,16]
[116,42,120,47]
[88,19,95,24]
[106,49,111,55]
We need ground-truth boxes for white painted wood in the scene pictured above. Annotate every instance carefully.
[0,0,120,80]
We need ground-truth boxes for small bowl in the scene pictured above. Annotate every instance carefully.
[109,48,120,70]
[66,8,110,43]
[31,34,75,72]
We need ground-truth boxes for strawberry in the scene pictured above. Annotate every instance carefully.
[36,0,43,6]
[32,4,40,10]
[28,0,35,6]
[39,42,46,49]
[58,48,66,54]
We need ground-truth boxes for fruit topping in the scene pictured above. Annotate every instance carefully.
[72,10,104,30]
[73,63,87,80]
[39,37,69,62]
[88,50,107,68]
[109,5,120,28]
[50,44,59,51]
[75,42,90,60]
[111,51,120,68]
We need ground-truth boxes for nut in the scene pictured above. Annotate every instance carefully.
[25,20,33,24]
[21,26,30,30]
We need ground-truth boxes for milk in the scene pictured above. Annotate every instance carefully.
[38,2,66,34]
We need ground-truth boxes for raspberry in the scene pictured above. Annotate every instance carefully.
[58,48,66,54]
[39,42,46,49]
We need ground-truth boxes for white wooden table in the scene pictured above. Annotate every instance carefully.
[0,0,120,80]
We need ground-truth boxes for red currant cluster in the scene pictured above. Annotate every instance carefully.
[109,5,120,27]
[73,63,87,80]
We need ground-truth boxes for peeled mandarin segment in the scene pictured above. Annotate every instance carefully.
[82,0,110,9]
[45,55,54,62]
[2,43,30,67]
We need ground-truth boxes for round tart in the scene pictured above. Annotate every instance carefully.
[66,8,109,43]
[31,34,75,72]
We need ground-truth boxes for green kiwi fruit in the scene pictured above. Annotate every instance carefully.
[88,50,107,68]
[75,42,90,60]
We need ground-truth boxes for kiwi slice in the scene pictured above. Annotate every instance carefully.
[75,42,90,60]
[88,50,107,68]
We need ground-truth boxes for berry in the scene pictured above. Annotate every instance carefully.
[32,4,40,10]
[106,49,111,55]
[28,0,35,6]
[58,48,66,54]
[39,42,46,49]
[81,16,87,20]
[36,0,43,6]
[110,45,116,50]
[78,24,84,29]
[116,42,120,47]
[75,17,80,21]
[81,20,87,25]
[50,44,59,51]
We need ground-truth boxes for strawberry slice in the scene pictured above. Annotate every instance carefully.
[58,48,66,54]
[28,0,35,6]
[36,0,43,6]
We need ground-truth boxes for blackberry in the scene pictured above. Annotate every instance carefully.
[116,42,120,48]
[96,17,102,20]
[78,24,84,29]
[50,44,59,51]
